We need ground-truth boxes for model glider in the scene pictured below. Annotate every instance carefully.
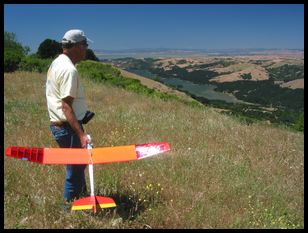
[5,135,171,213]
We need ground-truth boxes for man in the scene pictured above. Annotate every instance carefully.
[46,29,92,203]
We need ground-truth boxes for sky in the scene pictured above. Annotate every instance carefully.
[4,4,304,53]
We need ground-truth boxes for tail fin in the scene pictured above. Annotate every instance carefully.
[71,196,116,213]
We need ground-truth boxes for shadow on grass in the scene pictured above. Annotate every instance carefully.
[95,191,147,221]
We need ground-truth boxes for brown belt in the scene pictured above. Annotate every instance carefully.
[50,121,68,127]
[50,121,83,127]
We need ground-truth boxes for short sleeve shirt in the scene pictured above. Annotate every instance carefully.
[46,54,87,122]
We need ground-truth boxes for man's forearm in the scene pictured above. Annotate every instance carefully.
[61,97,89,148]
[61,101,84,137]
[64,107,84,137]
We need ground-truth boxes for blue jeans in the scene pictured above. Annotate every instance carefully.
[50,123,87,202]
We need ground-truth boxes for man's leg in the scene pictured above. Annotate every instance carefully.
[50,124,87,202]
[64,164,87,201]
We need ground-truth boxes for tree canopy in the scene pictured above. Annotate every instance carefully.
[37,39,62,59]
[4,31,29,72]
[85,48,99,61]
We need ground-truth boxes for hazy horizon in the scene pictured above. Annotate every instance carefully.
[94,47,304,51]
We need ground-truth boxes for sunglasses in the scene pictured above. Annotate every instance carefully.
[79,40,88,48]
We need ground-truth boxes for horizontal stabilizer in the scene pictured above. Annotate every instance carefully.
[71,196,116,213]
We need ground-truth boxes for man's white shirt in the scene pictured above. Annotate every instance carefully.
[46,54,87,122]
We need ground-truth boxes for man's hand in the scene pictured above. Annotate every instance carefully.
[62,96,89,148]
[79,133,91,148]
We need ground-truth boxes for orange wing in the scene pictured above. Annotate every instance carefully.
[5,142,170,165]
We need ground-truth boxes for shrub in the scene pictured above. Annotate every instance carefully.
[4,50,23,73]
[19,55,52,73]
[4,31,29,72]
[77,60,122,81]
[293,112,304,132]
[241,73,252,80]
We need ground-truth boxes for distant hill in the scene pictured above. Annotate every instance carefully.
[95,48,304,59]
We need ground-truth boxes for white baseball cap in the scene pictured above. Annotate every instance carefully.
[61,29,93,44]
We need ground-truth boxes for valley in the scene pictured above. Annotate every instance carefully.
[104,53,304,128]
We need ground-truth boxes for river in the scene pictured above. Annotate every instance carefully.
[126,69,246,104]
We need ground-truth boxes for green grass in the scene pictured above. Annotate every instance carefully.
[4,71,304,229]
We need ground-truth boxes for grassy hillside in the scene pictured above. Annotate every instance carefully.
[4,71,304,229]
